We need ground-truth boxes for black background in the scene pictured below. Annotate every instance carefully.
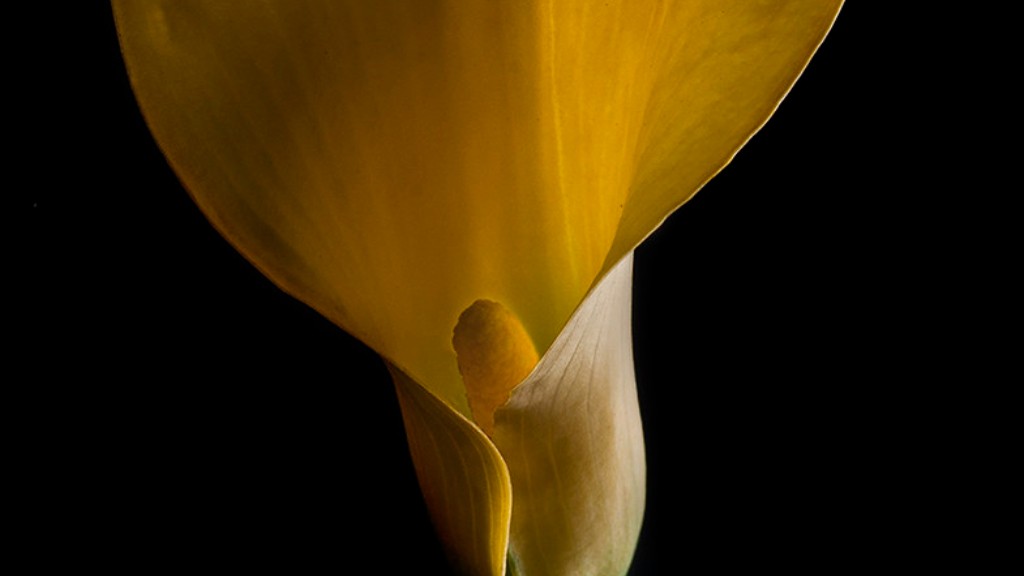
[17,3,994,573]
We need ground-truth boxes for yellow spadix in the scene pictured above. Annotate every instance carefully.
[112,2,842,574]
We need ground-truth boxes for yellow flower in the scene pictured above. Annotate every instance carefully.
[113,1,842,574]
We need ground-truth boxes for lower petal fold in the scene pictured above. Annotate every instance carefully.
[390,365,512,576]
[494,253,645,576]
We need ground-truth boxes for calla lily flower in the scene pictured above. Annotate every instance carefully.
[113,1,842,574]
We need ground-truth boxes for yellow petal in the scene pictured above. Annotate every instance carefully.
[112,1,616,413]
[113,3,844,574]
[113,2,842,416]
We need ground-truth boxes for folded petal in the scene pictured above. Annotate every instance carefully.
[494,253,644,575]
[390,365,512,576]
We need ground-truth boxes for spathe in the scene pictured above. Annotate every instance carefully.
[112,2,843,573]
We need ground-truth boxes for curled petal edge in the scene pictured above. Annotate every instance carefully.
[496,252,643,576]
[390,364,512,576]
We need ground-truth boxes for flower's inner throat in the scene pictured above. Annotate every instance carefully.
[452,299,539,437]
